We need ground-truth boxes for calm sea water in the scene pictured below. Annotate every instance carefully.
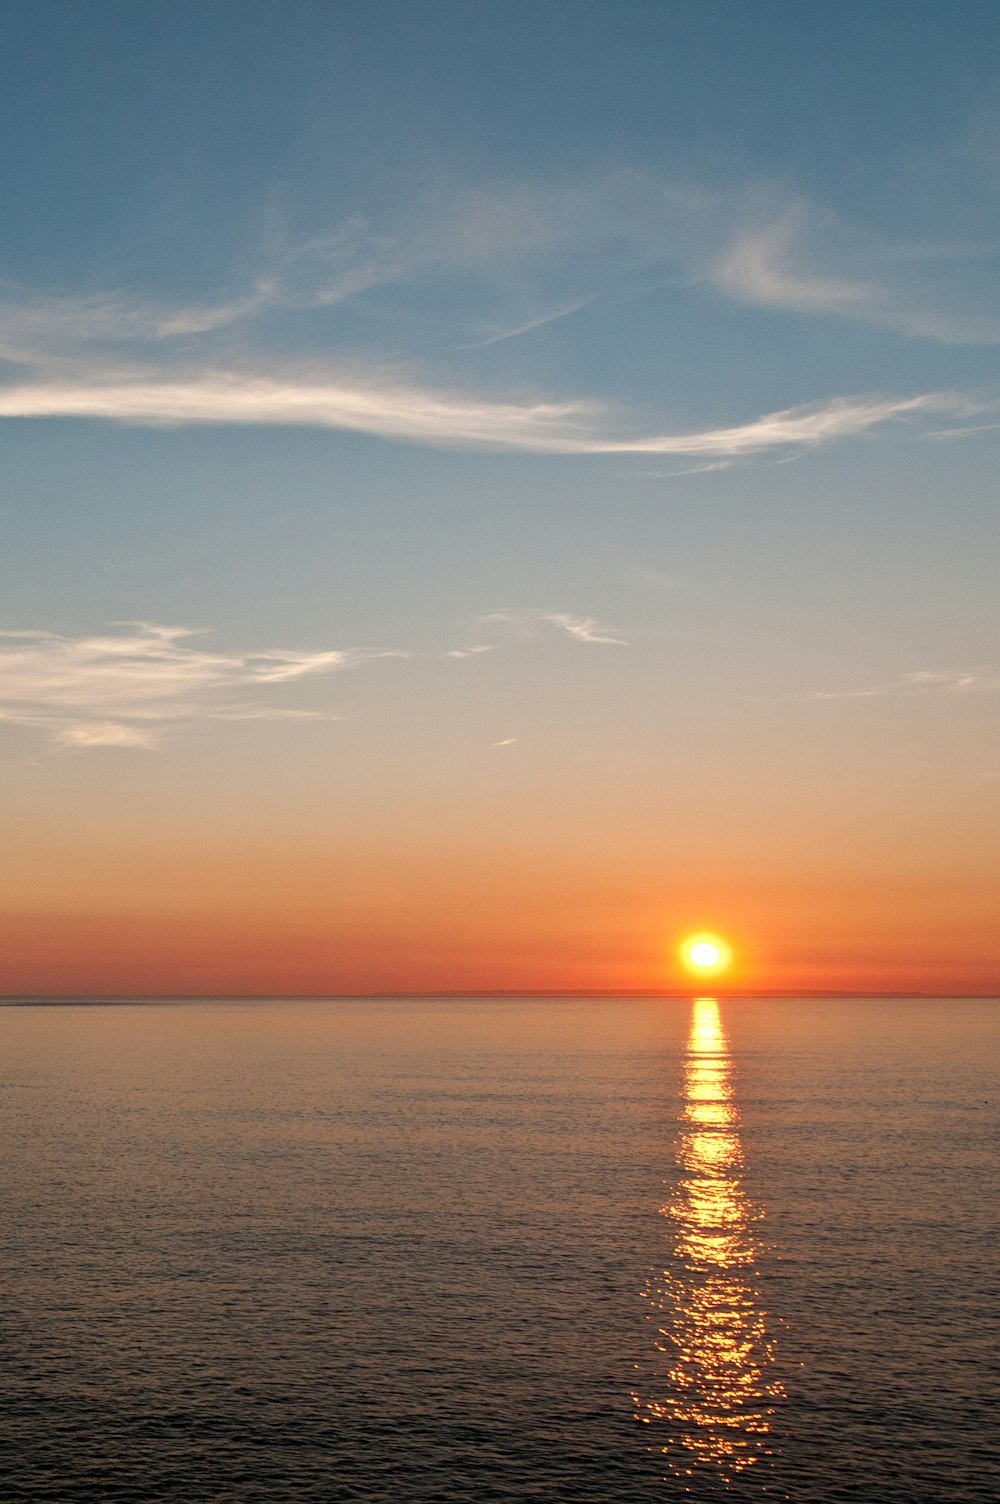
[0,996,996,1502]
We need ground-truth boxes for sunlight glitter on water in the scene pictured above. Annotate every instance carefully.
[633,997,785,1485]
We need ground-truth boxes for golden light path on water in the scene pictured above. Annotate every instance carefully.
[633,997,784,1485]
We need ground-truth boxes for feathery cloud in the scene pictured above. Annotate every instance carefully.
[709,207,1000,345]
[0,165,995,455]
[923,422,1000,441]
[800,669,1000,702]
[1,168,997,407]
[710,212,875,313]
[0,372,981,456]
[479,610,627,645]
[0,371,601,450]
[592,394,974,457]
[0,622,386,750]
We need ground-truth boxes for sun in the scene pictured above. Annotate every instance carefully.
[678,931,733,979]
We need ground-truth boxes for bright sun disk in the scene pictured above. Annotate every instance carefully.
[678,932,733,978]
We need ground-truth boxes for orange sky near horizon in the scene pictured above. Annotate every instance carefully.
[2,824,997,996]
[3,687,999,998]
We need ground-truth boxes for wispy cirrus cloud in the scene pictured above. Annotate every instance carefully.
[271,172,1000,349]
[0,609,631,752]
[592,393,980,457]
[799,669,1000,702]
[708,206,1000,345]
[0,370,602,451]
[0,170,996,456]
[443,644,495,659]
[0,371,983,455]
[710,210,876,313]
[0,283,277,367]
[923,421,1000,441]
[479,610,627,645]
[0,621,390,750]
[0,165,996,375]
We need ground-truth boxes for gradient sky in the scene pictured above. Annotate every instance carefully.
[1,1,998,994]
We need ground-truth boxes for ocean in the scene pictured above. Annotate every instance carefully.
[0,996,996,1502]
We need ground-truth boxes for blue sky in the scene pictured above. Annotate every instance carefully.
[1,2,998,990]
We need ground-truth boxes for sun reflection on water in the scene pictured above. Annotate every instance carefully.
[633,997,784,1485]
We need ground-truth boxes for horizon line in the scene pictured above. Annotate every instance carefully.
[2,988,998,1004]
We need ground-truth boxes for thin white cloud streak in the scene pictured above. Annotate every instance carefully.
[799,669,1000,702]
[542,612,627,645]
[2,168,998,382]
[617,396,936,455]
[347,173,1000,349]
[480,610,627,645]
[924,422,1000,440]
[0,709,166,749]
[314,172,1000,348]
[711,213,875,312]
[0,284,275,365]
[57,721,162,750]
[0,622,388,750]
[0,609,634,752]
[709,210,1000,345]
[0,373,601,451]
[0,374,982,455]
[639,460,736,477]
[590,393,983,458]
[0,172,995,462]
[0,173,995,459]
[457,293,606,348]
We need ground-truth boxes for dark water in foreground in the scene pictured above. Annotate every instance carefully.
[0,996,996,1502]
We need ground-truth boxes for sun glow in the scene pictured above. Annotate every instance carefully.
[679,932,733,979]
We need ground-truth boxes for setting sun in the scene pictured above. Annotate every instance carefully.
[679,932,733,979]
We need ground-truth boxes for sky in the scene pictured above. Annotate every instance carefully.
[1,0,998,995]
